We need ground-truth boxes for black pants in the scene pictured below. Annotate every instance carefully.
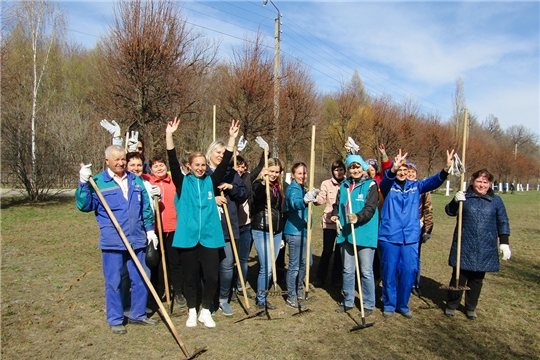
[163,231,184,296]
[316,229,342,284]
[179,243,219,309]
[446,268,486,311]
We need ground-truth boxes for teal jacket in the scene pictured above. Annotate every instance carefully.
[335,178,379,248]
[76,170,154,251]
[168,148,232,249]
[284,180,312,237]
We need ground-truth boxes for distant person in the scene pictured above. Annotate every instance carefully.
[444,168,511,320]
[76,145,159,335]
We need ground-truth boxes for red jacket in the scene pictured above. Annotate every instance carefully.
[143,173,177,233]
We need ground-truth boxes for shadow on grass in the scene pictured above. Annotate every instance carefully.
[0,195,75,210]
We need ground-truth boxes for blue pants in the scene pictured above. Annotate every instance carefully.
[340,242,375,309]
[219,242,234,302]
[285,234,312,299]
[252,230,282,304]
[236,224,252,291]
[102,248,149,326]
[379,241,418,313]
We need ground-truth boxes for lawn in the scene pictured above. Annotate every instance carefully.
[1,191,539,359]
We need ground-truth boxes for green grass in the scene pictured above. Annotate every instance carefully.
[1,193,539,359]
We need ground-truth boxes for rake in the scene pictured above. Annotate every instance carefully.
[440,109,470,292]
[219,190,264,322]
[303,125,316,302]
[154,196,171,313]
[346,188,374,332]
[88,176,206,359]
[260,146,288,297]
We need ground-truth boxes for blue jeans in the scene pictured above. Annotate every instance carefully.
[219,242,234,302]
[285,234,310,299]
[252,230,282,304]
[236,224,252,291]
[340,242,375,309]
[102,248,149,326]
[379,241,418,313]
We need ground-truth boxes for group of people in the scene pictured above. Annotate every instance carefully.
[76,119,512,335]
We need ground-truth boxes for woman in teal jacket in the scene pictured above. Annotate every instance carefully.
[331,155,379,316]
[166,117,239,328]
[284,162,316,309]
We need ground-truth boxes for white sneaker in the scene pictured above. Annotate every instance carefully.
[198,308,216,328]
[186,308,197,327]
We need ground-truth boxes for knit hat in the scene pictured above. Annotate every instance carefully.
[407,161,417,171]
[346,155,369,171]
[367,158,378,171]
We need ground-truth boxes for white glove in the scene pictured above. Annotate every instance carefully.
[335,219,342,236]
[148,185,161,198]
[280,240,285,249]
[347,137,360,154]
[454,191,466,202]
[499,244,511,260]
[127,131,139,152]
[346,213,358,224]
[421,233,431,243]
[303,189,317,203]
[79,164,92,183]
[237,135,248,152]
[449,153,465,177]
[255,136,269,150]
[100,119,121,138]
[147,230,158,250]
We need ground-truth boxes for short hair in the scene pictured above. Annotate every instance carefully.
[291,161,307,174]
[188,152,206,165]
[470,168,493,183]
[126,151,144,164]
[105,145,126,159]
[150,155,166,167]
[331,159,345,172]
[205,140,226,165]
[235,155,247,167]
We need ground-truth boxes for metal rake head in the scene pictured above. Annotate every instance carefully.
[261,290,289,297]
[185,346,208,360]
[291,308,312,317]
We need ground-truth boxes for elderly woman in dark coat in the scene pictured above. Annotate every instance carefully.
[445,168,511,320]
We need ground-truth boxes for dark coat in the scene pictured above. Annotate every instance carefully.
[446,187,510,272]
[207,166,248,240]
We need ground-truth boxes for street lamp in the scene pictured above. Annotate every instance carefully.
[263,0,281,158]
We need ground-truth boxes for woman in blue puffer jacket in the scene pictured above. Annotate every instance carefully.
[445,168,511,320]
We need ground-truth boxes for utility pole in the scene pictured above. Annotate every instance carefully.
[263,0,281,158]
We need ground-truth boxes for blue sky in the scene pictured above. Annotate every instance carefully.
[60,0,539,134]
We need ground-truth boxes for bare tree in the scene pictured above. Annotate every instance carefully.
[506,125,537,159]
[95,0,218,154]
[214,32,274,147]
[1,0,67,200]
[278,57,319,167]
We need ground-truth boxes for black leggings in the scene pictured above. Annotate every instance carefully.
[446,268,486,311]
[163,231,184,295]
[179,243,219,309]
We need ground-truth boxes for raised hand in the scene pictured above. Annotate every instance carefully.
[229,119,240,139]
[378,143,387,156]
[391,149,408,172]
[445,149,456,171]
[166,117,180,134]
[100,119,121,137]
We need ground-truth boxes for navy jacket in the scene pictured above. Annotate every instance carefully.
[446,187,510,272]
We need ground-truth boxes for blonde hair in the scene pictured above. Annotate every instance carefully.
[205,140,225,167]
[257,157,284,192]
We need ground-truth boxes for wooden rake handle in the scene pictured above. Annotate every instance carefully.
[263,147,279,289]
[305,125,316,296]
[455,108,469,289]
[347,188,366,318]
[154,195,171,312]
[88,177,191,358]
[220,190,251,310]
